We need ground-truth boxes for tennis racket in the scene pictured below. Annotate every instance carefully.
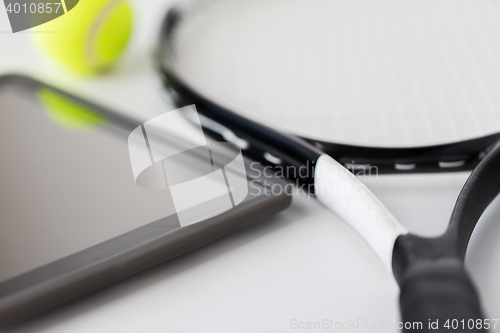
[156,0,500,331]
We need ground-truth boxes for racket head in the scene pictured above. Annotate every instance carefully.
[159,0,500,149]
[157,0,500,257]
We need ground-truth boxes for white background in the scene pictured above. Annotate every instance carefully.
[1,0,500,332]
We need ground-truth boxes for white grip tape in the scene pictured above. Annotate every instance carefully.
[314,154,408,269]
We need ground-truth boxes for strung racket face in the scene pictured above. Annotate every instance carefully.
[170,0,500,148]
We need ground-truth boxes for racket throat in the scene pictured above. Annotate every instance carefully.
[314,154,408,268]
[391,233,462,286]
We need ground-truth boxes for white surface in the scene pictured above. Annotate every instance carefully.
[315,155,407,269]
[1,1,500,332]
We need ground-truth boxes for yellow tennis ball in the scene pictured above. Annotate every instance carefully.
[34,0,133,75]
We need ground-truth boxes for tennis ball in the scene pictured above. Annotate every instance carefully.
[34,0,133,75]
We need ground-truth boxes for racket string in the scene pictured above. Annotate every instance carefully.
[174,0,500,147]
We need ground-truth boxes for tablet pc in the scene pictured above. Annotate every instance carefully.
[0,74,291,327]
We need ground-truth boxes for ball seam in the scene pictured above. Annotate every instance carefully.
[86,0,126,69]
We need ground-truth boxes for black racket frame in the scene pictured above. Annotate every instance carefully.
[157,6,500,332]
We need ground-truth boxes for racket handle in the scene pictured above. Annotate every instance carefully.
[399,260,485,332]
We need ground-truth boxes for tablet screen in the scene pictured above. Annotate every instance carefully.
[0,80,180,283]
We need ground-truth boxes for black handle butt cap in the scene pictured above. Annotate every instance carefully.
[400,260,485,332]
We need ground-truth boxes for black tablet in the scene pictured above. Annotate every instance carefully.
[0,75,291,327]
